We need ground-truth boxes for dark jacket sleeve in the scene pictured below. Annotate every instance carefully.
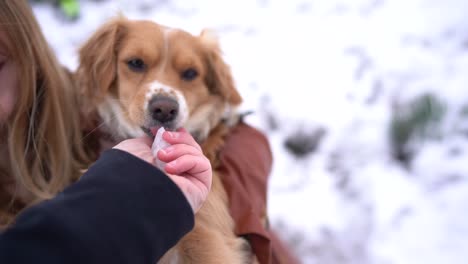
[0,149,194,264]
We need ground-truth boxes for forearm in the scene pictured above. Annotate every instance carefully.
[0,149,194,263]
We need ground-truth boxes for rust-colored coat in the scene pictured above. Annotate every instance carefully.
[217,123,300,264]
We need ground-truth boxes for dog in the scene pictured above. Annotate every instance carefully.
[76,17,253,263]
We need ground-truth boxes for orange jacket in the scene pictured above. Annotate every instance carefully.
[218,122,300,264]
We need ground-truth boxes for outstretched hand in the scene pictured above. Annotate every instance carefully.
[113,129,212,213]
[157,128,212,213]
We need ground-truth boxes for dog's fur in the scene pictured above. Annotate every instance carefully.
[77,17,252,263]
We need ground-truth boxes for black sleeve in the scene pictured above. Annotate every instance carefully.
[0,149,194,264]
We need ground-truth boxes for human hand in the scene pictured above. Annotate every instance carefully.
[157,128,212,213]
[112,131,212,213]
[113,136,155,164]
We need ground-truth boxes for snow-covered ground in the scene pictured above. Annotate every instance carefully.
[33,0,468,263]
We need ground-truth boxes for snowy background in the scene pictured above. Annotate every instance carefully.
[32,0,468,263]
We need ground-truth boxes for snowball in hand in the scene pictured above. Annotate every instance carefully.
[151,127,171,170]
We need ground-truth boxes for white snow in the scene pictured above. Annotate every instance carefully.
[32,0,468,263]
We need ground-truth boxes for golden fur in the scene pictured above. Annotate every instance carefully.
[0,0,92,227]
[77,17,252,263]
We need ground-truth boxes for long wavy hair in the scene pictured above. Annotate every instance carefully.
[0,0,92,226]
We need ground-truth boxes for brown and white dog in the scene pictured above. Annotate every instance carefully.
[77,17,252,263]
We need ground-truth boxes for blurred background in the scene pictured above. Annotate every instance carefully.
[30,0,468,263]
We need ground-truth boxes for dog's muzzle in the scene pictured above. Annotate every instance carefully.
[148,95,179,124]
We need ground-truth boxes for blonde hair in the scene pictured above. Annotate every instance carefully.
[0,0,92,225]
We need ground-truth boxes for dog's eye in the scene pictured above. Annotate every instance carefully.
[181,68,198,81]
[127,58,146,72]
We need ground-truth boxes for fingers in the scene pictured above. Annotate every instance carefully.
[152,128,211,213]
[157,143,201,163]
[164,155,211,177]
[162,129,202,152]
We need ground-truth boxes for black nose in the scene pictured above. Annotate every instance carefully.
[148,96,179,123]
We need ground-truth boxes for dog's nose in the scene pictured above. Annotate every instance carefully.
[148,96,179,123]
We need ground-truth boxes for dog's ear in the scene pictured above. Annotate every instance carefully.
[200,29,242,106]
[77,18,125,111]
